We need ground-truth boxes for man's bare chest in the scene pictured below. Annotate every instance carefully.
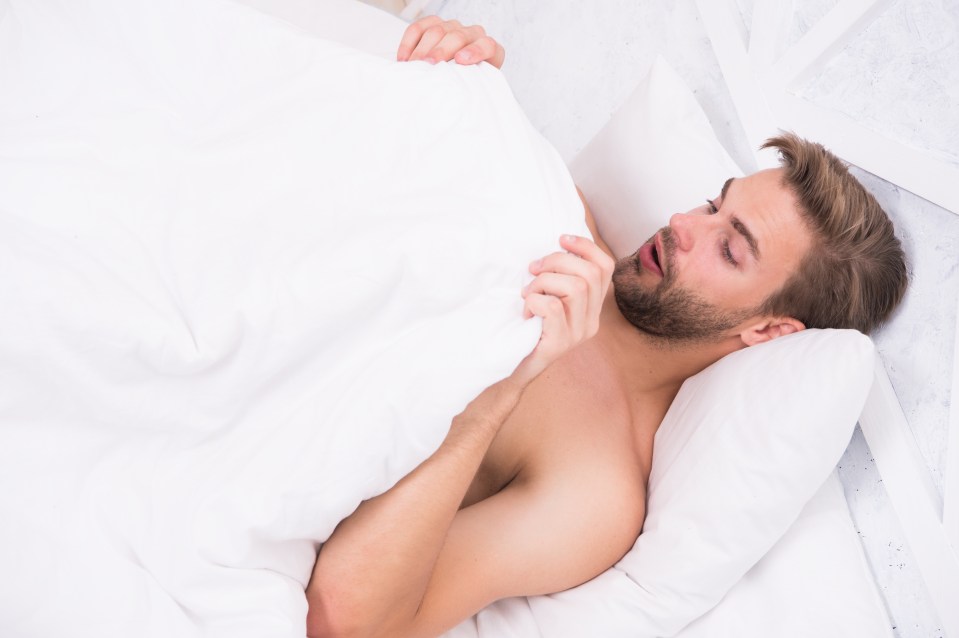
[461,352,657,509]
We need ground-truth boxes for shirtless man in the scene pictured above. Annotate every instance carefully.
[305,17,908,638]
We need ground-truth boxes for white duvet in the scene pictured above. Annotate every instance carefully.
[0,1,587,636]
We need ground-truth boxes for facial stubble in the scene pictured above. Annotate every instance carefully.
[612,228,756,343]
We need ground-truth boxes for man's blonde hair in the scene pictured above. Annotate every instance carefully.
[759,133,907,334]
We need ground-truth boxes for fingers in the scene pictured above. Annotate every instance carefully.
[522,292,570,363]
[526,235,615,337]
[523,272,589,339]
[529,254,599,328]
[409,23,458,62]
[557,234,616,298]
[397,15,443,62]
[520,234,614,352]
[422,27,479,64]
[454,36,505,68]
[513,235,613,384]
[397,16,504,68]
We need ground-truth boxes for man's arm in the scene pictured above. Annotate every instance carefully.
[306,235,615,638]
[307,376,522,638]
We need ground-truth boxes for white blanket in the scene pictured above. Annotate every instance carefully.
[0,1,587,635]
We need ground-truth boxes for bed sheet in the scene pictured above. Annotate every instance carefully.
[0,0,586,636]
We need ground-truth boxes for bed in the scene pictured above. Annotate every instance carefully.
[0,1,955,637]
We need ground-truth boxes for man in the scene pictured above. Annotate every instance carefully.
[306,18,908,638]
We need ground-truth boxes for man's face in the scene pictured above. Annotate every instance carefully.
[613,168,812,343]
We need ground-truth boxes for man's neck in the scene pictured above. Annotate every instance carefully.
[593,292,746,396]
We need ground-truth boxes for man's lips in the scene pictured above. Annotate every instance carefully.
[638,235,664,278]
[655,233,667,277]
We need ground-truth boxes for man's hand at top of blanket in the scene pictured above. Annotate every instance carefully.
[306,236,620,638]
[513,234,614,385]
[397,15,506,68]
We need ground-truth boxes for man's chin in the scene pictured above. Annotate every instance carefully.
[612,260,660,295]
[613,283,750,345]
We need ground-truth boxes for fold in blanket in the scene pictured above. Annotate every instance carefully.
[0,0,587,636]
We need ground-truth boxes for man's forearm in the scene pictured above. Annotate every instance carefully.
[306,377,527,637]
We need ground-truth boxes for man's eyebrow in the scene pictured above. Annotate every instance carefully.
[720,177,734,201]
[720,177,760,260]
[731,216,760,260]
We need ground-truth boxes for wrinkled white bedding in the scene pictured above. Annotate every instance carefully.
[0,1,587,635]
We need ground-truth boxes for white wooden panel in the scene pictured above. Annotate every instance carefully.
[767,91,959,215]
[747,0,792,68]
[945,293,959,552]
[860,359,959,638]
[695,0,778,171]
[772,0,893,89]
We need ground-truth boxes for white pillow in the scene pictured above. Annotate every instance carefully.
[621,329,875,633]
[677,471,895,638]
[523,58,889,637]
[569,55,743,259]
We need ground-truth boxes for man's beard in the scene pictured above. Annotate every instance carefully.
[612,228,756,343]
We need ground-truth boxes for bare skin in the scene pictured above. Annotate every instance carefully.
[306,20,814,638]
[395,15,506,68]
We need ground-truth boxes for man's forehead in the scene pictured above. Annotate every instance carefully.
[722,168,788,200]
[725,169,811,268]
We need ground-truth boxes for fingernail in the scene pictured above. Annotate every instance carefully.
[563,234,576,242]
[459,51,472,62]
[424,56,437,64]
[521,284,530,296]
[529,258,542,270]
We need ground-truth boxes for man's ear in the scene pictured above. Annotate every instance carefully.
[739,316,806,346]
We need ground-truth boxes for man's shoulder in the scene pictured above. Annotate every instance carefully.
[516,358,648,499]
[468,355,649,573]
[508,410,647,560]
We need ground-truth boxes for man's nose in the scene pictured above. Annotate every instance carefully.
[668,212,696,251]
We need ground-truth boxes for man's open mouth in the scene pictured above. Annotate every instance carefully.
[638,238,664,278]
